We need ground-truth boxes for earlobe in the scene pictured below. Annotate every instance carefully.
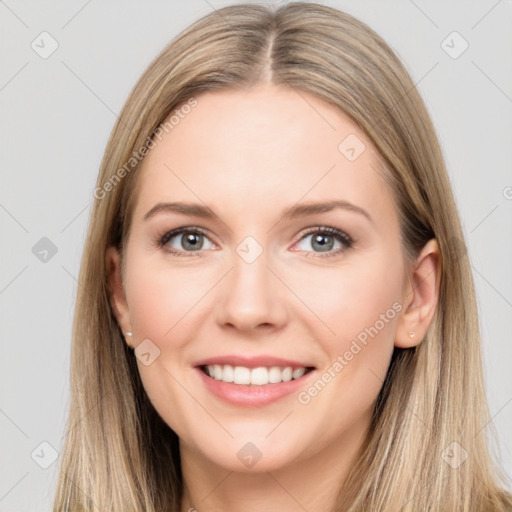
[105,246,133,348]
[395,239,441,348]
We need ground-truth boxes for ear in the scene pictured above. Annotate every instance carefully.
[395,239,441,348]
[106,246,134,348]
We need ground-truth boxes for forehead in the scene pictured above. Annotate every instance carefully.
[132,84,395,228]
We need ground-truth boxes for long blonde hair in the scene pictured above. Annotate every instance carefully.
[53,3,511,510]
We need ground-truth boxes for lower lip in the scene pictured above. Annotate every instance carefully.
[195,367,315,407]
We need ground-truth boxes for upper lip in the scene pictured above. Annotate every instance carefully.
[193,355,315,369]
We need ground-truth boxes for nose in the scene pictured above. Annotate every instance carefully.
[214,246,289,335]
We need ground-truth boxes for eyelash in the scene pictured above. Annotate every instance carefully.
[155,226,354,258]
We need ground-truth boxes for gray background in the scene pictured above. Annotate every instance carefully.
[1,0,511,510]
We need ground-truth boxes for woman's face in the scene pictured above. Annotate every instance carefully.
[108,84,414,473]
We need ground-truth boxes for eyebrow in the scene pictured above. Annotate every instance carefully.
[143,200,373,225]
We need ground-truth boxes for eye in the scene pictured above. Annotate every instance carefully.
[156,225,353,258]
[292,227,353,257]
[157,227,216,256]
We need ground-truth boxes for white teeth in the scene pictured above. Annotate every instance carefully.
[213,364,223,380]
[281,367,293,382]
[205,364,308,385]
[233,366,251,385]
[292,367,306,379]
[251,367,268,385]
[222,364,234,383]
[268,366,282,383]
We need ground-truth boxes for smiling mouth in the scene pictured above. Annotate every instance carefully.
[199,364,315,386]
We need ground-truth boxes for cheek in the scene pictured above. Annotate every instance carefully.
[125,255,213,343]
[289,248,402,415]
[292,269,400,446]
[285,248,403,346]
[123,257,207,437]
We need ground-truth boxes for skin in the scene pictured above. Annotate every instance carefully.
[107,83,440,512]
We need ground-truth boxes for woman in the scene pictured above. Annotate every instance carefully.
[53,2,512,511]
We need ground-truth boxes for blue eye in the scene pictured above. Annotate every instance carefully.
[157,227,215,256]
[156,226,353,258]
[293,227,353,257]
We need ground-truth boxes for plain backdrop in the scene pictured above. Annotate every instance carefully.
[1,1,511,510]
